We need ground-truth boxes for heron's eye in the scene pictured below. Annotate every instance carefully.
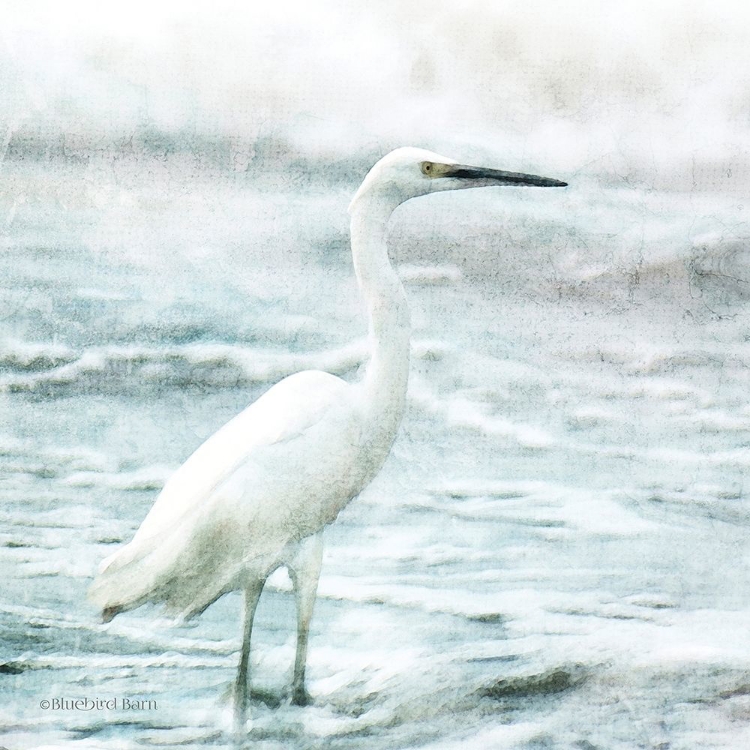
[421,162,433,176]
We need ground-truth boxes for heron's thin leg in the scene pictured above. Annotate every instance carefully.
[288,532,324,706]
[234,579,265,730]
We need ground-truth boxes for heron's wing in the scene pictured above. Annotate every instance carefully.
[130,369,351,546]
[90,369,351,597]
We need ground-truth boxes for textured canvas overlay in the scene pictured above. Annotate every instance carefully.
[1,2,749,748]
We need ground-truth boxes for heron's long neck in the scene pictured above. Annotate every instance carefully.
[350,197,411,428]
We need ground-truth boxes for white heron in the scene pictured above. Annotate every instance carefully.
[89,147,566,725]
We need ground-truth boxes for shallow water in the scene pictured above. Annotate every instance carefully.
[1,164,749,749]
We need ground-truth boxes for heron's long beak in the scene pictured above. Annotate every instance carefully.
[441,163,567,188]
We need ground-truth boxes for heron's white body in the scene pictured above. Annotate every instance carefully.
[89,173,411,618]
[89,146,565,724]
[92,373,354,614]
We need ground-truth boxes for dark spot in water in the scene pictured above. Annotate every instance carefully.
[468,613,505,624]
[607,613,645,621]
[97,537,123,545]
[28,467,57,479]
[0,662,26,674]
[554,608,649,621]
[518,518,566,528]
[105,719,174,731]
[443,490,530,501]
[468,654,520,664]
[4,541,30,548]
[635,601,676,610]
[719,683,750,699]
[478,667,586,701]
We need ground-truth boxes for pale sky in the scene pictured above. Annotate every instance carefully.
[2,0,750,179]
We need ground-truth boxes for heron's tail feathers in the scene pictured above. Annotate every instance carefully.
[88,525,244,622]
[88,535,177,619]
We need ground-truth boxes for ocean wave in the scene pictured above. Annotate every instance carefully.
[61,466,173,492]
[0,337,456,396]
[551,338,750,377]
[0,439,118,479]
[0,340,368,395]
[0,340,78,372]
[445,400,554,449]
[589,376,715,407]
[626,483,750,526]
[3,652,228,673]
[422,482,658,536]
[409,378,554,449]
[674,409,750,432]
[0,602,237,657]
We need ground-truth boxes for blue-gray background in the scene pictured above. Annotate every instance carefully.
[1,2,749,748]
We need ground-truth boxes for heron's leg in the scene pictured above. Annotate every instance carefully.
[287,531,324,706]
[234,579,265,729]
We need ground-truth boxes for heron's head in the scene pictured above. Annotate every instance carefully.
[348,146,567,214]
